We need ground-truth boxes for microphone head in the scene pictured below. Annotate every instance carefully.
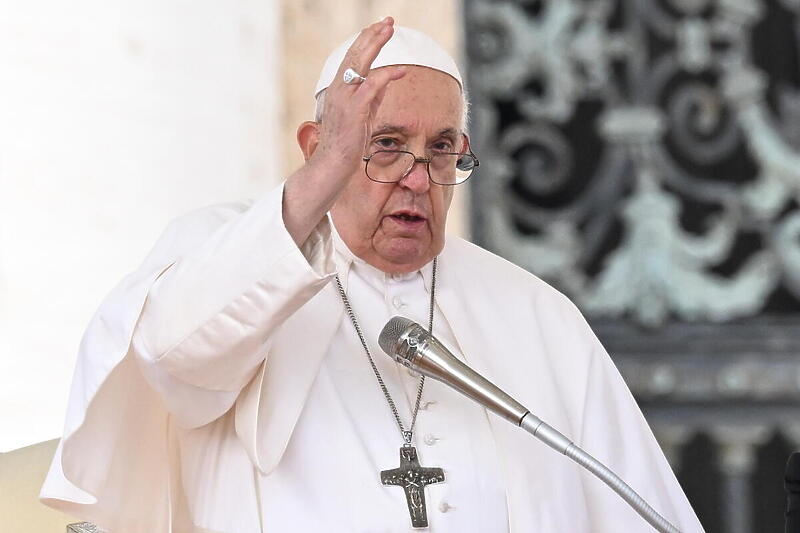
[379,316,416,356]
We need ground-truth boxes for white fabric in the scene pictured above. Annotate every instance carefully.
[314,26,463,97]
[40,182,705,533]
[254,226,509,530]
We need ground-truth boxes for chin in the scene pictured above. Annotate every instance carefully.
[377,239,441,273]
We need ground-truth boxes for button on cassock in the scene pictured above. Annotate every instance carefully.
[423,434,440,446]
[439,501,454,513]
[420,400,437,410]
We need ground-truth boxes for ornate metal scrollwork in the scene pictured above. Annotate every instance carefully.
[465,4,800,529]
[467,0,800,326]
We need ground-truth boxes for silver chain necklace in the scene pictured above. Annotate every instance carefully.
[334,257,445,528]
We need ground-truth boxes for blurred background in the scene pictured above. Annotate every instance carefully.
[466,1,800,533]
[1,0,798,532]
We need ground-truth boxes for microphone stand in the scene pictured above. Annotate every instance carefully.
[520,412,680,533]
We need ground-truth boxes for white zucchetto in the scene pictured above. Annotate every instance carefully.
[314,25,463,97]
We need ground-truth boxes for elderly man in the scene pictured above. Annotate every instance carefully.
[41,18,703,533]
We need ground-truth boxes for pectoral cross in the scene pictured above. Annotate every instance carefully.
[381,446,445,528]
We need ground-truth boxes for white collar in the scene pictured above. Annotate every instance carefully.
[330,221,434,294]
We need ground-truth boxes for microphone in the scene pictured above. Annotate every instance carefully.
[378,314,528,424]
[379,316,682,533]
[786,452,800,533]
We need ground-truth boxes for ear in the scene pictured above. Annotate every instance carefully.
[297,121,320,161]
[460,133,471,154]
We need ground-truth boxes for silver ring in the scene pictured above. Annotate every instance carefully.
[343,68,366,85]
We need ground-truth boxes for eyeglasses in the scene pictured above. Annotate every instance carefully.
[362,150,480,186]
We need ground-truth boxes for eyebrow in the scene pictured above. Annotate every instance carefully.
[371,125,461,139]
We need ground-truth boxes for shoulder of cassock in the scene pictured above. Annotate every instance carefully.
[39,190,701,532]
[439,238,703,533]
[39,198,256,532]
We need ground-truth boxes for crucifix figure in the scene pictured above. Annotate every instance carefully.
[381,446,446,528]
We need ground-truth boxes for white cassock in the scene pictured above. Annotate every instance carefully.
[40,183,705,533]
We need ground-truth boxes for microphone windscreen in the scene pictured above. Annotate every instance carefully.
[379,316,415,355]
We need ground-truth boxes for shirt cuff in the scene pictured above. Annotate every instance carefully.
[296,209,335,279]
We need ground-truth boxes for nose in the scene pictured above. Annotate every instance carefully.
[398,159,430,194]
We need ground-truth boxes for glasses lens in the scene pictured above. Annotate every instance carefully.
[366,151,415,183]
[430,153,477,185]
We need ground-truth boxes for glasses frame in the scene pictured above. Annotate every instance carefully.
[361,149,480,186]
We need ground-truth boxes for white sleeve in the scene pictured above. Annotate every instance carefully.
[132,183,336,428]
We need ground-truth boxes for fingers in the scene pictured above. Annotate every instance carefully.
[306,17,403,180]
[334,17,394,87]
[357,65,406,111]
[325,18,405,124]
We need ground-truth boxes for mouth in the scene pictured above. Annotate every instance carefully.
[386,210,428,230]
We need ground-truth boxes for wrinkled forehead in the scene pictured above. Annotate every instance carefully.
[315,26,463,98]
[370,65,464,127]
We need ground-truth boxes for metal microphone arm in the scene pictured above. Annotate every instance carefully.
[520,413,680,533]
[379,317,681,533]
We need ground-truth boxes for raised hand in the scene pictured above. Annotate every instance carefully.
[284,17,406,246]
[309,17,406,181]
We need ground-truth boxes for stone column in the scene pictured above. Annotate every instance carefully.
[712,425,769,533]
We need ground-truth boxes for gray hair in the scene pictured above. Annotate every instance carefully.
[313,87,471,134]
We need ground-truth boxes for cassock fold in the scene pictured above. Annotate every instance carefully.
[41,183,704,533]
